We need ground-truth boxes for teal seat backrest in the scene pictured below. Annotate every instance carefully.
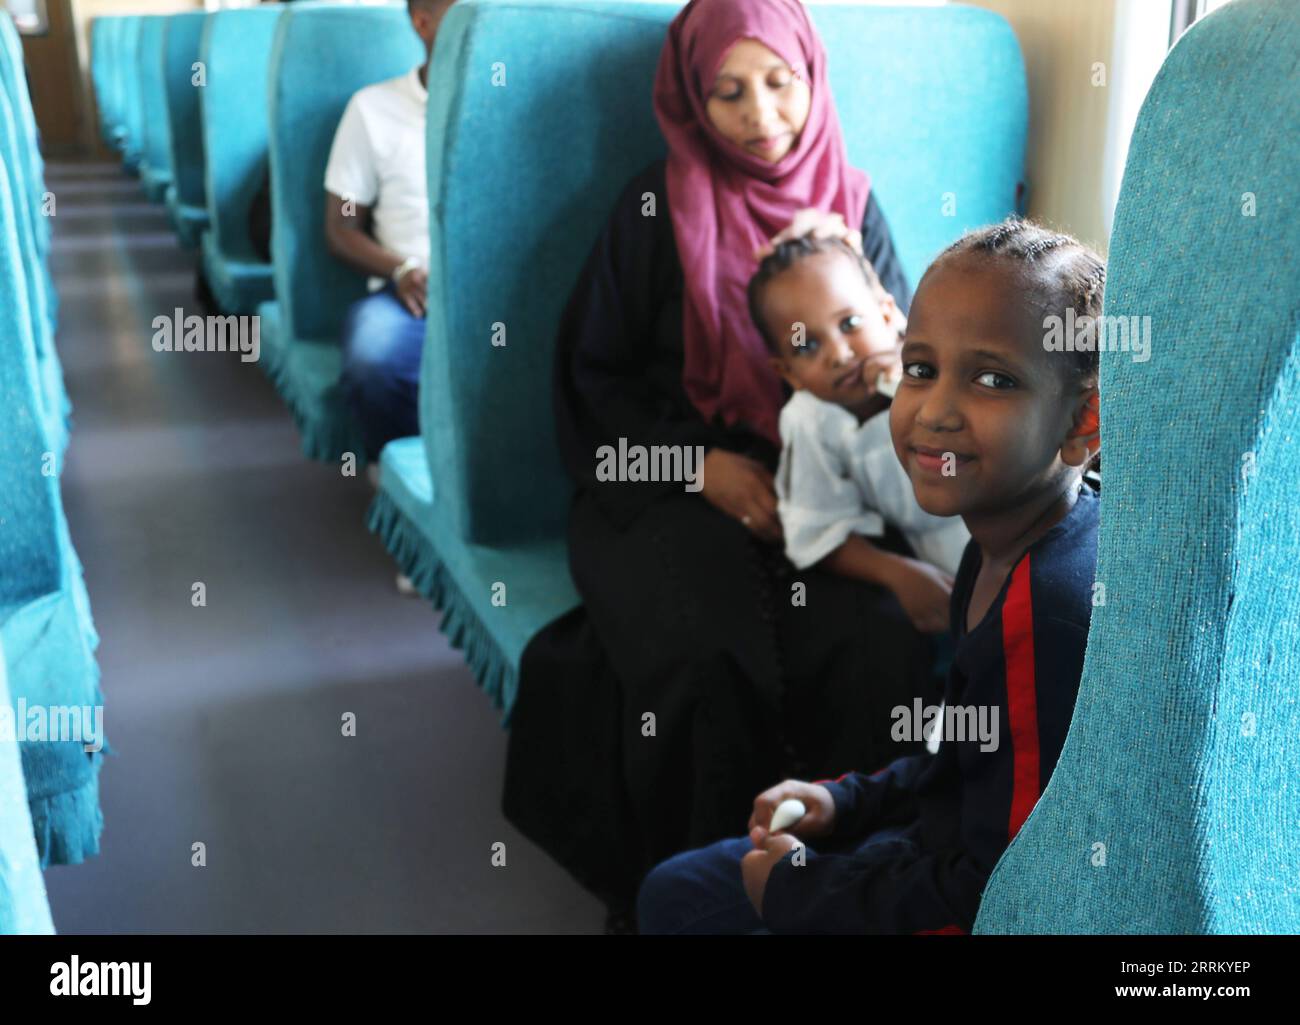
[199,6,284,262]
[163,11,208,211]
[90,16,116,145]
[975,0,1300,935]
[107,17,129,146]
[421,0,1026,545]
[0,640,55,935]
[267,1,423,341]
[0,14,49,258]
[0,22,63,439]
[137,15,172,182]
[0,82,52,421]
[118,16,143,162]
[0,157,61,611]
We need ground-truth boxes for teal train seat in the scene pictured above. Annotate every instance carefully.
[0,16,69,456]
[90,16,121,150]
[0,130,104,868]
[975,0,1300,935]
[162,12,210,249]
[0,641,55,935]
[117,16,144,172]
[368,0,1027,718]
[90,17,126,154]
[198,6,283,314]
[136,16,173,203]
[258,1,423,461]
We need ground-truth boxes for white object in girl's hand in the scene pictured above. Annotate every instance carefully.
[770,798,807,834]
[875,371,899,399]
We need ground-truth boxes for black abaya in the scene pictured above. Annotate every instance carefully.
[503,159,941,908]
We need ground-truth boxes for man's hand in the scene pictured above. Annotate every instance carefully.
[394,266,428,318]
[741,833,802,916]
[756,208,862,261]
[699,449,782,544]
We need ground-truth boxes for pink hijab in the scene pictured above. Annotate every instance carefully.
[653,0,870,445]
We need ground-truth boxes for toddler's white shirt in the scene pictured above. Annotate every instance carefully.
[775,390,970,576]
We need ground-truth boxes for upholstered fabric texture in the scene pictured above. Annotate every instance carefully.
[0,55,68,458]
[137,16,174,200]
[0,644,55,935]
[118,17,144,166]
[162,12,209,214]
[90,16,117,146]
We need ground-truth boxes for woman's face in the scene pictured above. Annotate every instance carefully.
[705,38,811,163]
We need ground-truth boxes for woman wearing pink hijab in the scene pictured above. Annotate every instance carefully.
[504,0,942,932]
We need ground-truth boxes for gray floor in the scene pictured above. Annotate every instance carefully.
[40,161,603,934]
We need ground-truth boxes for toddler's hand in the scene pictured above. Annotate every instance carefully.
[748,780,836,847]
[860,342,903,397]
[889,558,954,634]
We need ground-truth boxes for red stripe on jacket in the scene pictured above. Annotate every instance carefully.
[1001,556,1041,840]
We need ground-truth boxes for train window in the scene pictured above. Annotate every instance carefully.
[1172,0,1236,44]
[7,0,48,36]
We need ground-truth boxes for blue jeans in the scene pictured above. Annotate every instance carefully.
[637,826,908,935]
[338,287,425,460]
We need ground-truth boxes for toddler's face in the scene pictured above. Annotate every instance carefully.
[763,250,902,418]
[889,257,1092,520]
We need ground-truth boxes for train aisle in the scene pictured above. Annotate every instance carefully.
[39,161,602,934]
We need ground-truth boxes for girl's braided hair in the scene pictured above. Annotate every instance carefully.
[936,217,1106,385]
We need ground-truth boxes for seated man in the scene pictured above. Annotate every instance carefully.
[324,0,456,462]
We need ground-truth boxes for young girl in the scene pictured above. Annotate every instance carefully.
[638,219,1105,934]
[749,236,971,634]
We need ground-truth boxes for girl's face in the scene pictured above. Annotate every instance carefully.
[706,38,811,163]
[889,257,1097,520]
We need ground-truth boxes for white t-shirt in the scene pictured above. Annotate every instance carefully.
[323,67,429,285]
[775,389,971,576]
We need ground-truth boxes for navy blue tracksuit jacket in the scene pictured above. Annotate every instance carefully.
[762,482,1101,934]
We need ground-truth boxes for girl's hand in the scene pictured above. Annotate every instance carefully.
[747,780,836,847]
[888,558,954,635]
[755,208,862,261]
[699,449,783,544]
[741,833,802,917]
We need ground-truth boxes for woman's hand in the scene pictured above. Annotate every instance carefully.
[755,207,862,261]
[699,449,783,543]
[747,779,836,846]
[887,557,954,635]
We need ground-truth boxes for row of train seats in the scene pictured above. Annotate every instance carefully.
[90,0,1030,713]
[0,15,104,933]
